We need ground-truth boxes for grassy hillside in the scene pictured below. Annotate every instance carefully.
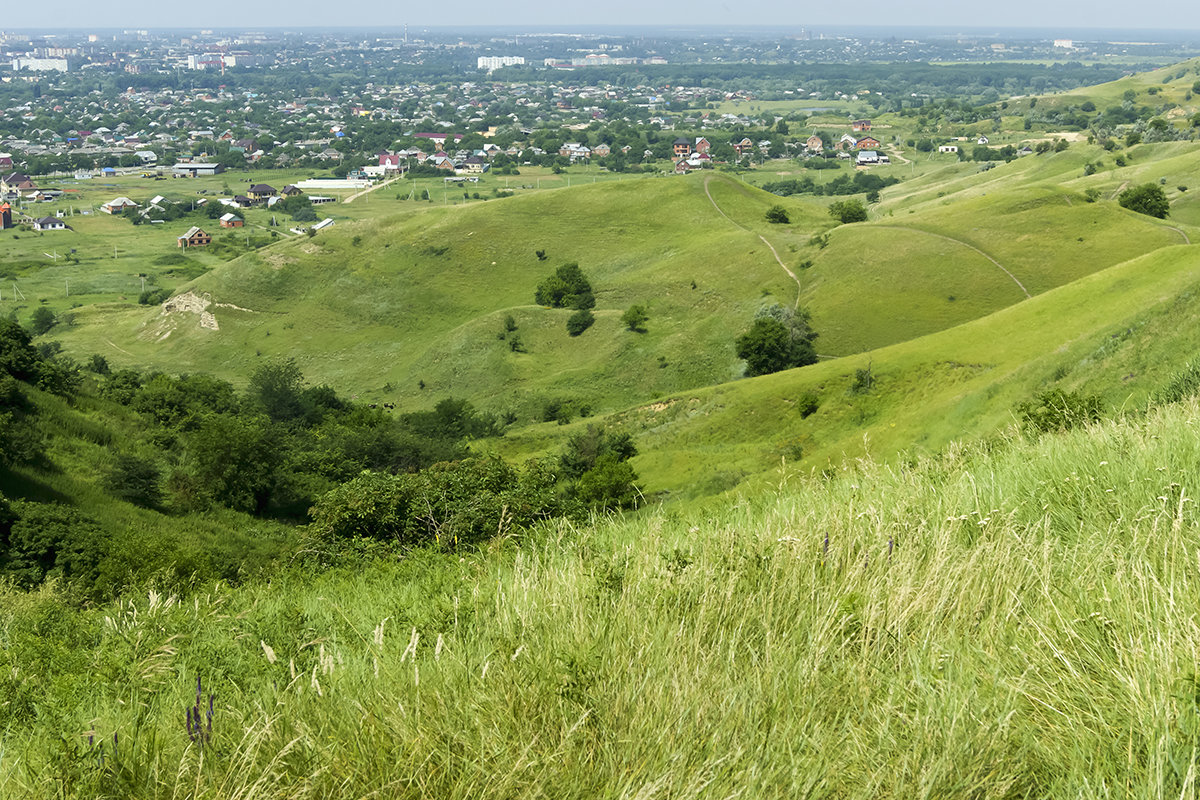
[510,237,1200,500]
[48,150,1200,418]
[5,398,1200,797]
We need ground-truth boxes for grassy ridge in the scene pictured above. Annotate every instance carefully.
[5,400,1200,797]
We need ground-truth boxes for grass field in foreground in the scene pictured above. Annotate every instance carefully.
[5,398,1200,798]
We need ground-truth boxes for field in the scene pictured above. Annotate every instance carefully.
[6,398,1200,797]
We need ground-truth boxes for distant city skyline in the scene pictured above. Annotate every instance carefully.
[2,2,1199,35]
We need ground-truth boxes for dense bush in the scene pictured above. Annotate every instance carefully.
[1118,183,1169,219]
[308,456,567,547]
[765,205,790,224]
[621,304,649,333]
[1017,388,1104,434]
[735,306,819,377]
[535,262,595,310]
[566,309,595,336]
[764,171,898,198]
[828,199,868,224]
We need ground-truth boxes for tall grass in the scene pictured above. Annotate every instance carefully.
[6,401,1200,797]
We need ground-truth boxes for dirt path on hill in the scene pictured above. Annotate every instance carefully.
[871,224,1032,299]
[703,175,803,309]
[343,176,401,204]
[1110,181,1129,201]
[1163,225,1192,245]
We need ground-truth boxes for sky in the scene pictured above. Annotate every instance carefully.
[3,1,1199,34]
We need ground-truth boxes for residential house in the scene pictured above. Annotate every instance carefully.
[177,226,212,247]
[219,213,243,228]
[856,150,880,166]
[232,195,253,208]
[732,137,754,156]
[1,172,36,195]
[938,145,959,154]
[855,136,882,151]
[672,137,692,157]
[976,136,990,145]
[459,157,488,174]
[591,143,611,157]
[379,154,404,172]
[694,137,711,155]
[248,184,277,202]
[805,135,824,152]
[33,216,67,231]
[837,134,858,151]
[0,203,11,229]
[280,185,304,197]
[852,119,872,132]
[100,196,138,214]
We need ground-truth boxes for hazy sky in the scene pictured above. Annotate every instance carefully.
[3,1,1199,33]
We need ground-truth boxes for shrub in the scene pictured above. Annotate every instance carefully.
[308,456,566,547]
[734,306,819,377]
[765,205,790,224]
[102,453,164,508]
[621,304,649,333]
[0,501,110,591]
[796,391,820,418]
[1118,183,1169,218]
[566,309,595,336]
[1017,388,1104,434]
[139,288,170,305]
[828,199,867,224]
[29,306,56,336]
[536,263,595,310]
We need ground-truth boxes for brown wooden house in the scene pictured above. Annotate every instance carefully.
[177,226,212,247]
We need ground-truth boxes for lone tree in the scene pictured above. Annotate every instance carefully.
[734,305,819,377]
[621,304,649,333]
[535,262,595,310]
[765,204,790,224]
[1118,183,1170,219]
[828,199,867,224]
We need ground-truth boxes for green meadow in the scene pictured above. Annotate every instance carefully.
[10,56,1200,797]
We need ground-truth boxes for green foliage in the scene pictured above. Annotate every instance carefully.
[764,205,790,224]
[1118,183,1169,219]
[850,365,876,395]
[178,413,284,513]
[735,306,819,377]
[29,306,56,336]
[559,425,638,480]
[764,172,898,198]
[102,453,164,509]
[88,354,111,375]
[401,397,502,441]
[0,318,39,382]
[535,262,595,310]
[621,304,649,333]
[796,390,820,418]
[1152,361,1200,406]
[0,376,43,466]
[308,456,566,547]
[139,288,170,305]
[828,198,868,224]
[1016,388,1104,434]
[566,308,595,336]
[0,501,109,591]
